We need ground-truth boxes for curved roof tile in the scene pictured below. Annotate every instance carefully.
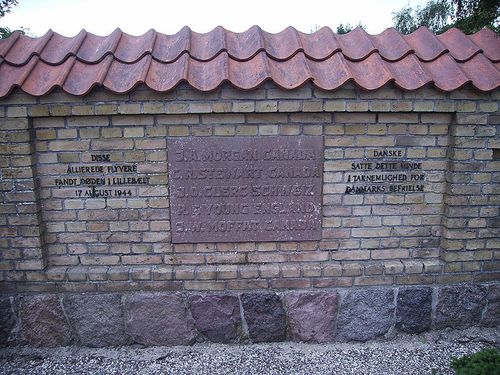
[75,28,122,63]
[469,28,500,62]
[0,26,498,97]
[438,28,482,62]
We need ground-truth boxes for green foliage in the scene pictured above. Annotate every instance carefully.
[392,0,453,33]
[0,0,18,18]
[392,0,499,34]
[0,25,27,38]
[451,348,500,375]
[453,0,500,33]
[0,0,31,39]
[336,22,366,34]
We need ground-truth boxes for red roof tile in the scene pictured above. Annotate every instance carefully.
[0,26,498,97]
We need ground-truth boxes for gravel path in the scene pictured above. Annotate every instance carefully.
[0,328,498,375]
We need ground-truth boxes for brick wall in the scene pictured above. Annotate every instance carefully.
[0,82,498,293]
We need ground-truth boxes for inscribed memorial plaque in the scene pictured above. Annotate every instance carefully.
[168,136,323,243]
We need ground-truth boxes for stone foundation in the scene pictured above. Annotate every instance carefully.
[1,283,498,347]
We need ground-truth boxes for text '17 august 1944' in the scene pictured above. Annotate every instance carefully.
[54,154,151,198]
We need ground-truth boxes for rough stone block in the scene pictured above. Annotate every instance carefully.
[125,293,197,346]
[435,285,487,329]
[64,294,130,347]
[241,293,286,343]
[285,292,338,343]
[0,297,17,347]
[336,288,395,342]
[395,287,432,334]
[20,294,72,347]
[188,294,242,343]
[481,284,500,327]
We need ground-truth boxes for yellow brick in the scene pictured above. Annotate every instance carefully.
[456,101,476,112]
[124,127,144,138]
[255,101,278,112]
[143,102,165,113]
[28,105,50,117]
[303,125,322,135]
[100,129,121,139]
[346,101,368,112]
[57,129,77,139]
[214,125,235,136]
[369,101,390,112]
[278,101,301,112]
[168,126,189,136]
[280,125,301,135]
[7,106,27,117]
[72,105,94,116]
[324,100,346,112]
[302,101,323,112]
[236,125,258,135]
[345,125,365,135]
[50,105,72,116]
[233,102,255,112]
[191,125,212,136]
[36,129,56,140]
[49,140,89,151]
[356,136,394,146]
[367,124,386,135]
[413,101,434,111]
[95,104,119,115]
[259,125,278,135]
[79,128,100,138]
[479,102,498,112]
[212,102,231,113]
[119,103,141,114]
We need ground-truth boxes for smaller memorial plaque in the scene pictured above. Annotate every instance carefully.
[168,136,323,243]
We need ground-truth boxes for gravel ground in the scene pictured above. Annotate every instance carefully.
[0,328,498,375]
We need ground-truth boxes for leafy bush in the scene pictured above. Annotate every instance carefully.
[451,348,500,375]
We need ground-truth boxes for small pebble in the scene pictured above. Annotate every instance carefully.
[0,329,497,375]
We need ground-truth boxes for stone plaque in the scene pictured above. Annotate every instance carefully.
[168,136,323,243]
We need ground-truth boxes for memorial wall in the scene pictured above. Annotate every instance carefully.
[0,26,498,347]
[0,82,498,346]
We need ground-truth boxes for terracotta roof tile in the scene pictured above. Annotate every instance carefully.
[39,30,86,64]
[76,29,122,63]
[0,26,498,97]
[438,28,482,62]
[371,28,412,61]
[469,28,500,61]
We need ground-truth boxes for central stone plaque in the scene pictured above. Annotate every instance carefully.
[168,136,323,243]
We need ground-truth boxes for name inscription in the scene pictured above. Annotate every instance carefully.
[168,136,323,243]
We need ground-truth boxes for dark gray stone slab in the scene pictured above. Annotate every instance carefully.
[336,288,395,342]
[64,294,130,347]
[0,297,17,347]
[188,294,242,343]
[285,291,338,343]
[481,284,500,327]
[21,294,72,347]
[125,293,197,346]
[435,285,487,329]
[168,136,323,243]
[241,293,286,343]
[395,287,432,334]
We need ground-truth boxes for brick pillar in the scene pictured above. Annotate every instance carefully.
[0,105,47,277]
[441,108,499,281]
